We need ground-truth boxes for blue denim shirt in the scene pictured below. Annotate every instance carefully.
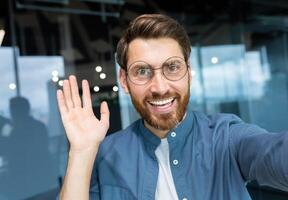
[89,111,288,200]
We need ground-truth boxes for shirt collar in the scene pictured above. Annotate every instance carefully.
[138,111,194,148]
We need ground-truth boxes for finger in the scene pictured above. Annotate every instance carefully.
[100,101,110,128]
[82,80,92,109]
[56,89,68,116]
[63,79,74,109]
[69,75,81,107]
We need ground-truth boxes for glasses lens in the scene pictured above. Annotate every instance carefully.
[163,57,187,81]
[128,62,152,85]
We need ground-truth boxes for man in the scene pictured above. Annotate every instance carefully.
[57,14,288,200]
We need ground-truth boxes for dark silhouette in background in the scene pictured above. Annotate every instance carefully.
[1,96,53,199]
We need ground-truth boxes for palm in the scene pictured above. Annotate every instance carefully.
[57,76,109,152]
[62,108,106,150]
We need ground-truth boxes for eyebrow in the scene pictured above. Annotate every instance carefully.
[128,56,185,68]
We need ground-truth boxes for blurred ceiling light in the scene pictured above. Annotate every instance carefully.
[52,70,59,76]
[93,86,100,92]
[58,80,64,86]
[211,57,219,64]
[95,66,102,72]
[191,70,196,77]
[52,76,59,82]
[9,83,16,90]
[100,73,106,79]
[0,29,5,46]
[112,85,119,92]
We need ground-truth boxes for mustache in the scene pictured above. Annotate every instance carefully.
[145,92,180,101]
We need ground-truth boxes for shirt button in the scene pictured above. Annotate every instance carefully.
[173,159,179,165]
[171,132,176,137]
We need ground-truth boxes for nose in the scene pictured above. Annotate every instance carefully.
[148,70,169,95]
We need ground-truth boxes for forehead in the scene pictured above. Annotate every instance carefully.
[127,38,183,66]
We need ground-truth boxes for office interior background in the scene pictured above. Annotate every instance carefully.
[0,0,288,199]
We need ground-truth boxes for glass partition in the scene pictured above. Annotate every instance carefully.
[1,0,288,199]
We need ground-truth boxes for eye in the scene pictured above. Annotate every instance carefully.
[137,67,151,76]
[130,65,152,77]
[165,62,182,73]
[168,64,180,72]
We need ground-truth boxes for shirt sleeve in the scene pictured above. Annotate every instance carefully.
[230,121,288,191]
[89,159,101,200]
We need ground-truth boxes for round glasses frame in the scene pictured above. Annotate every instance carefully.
[126,56,189,85]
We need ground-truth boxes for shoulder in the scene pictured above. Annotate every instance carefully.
[96,119,142,158]
[191,111,243,128]
[105,119,140,143]
[191,111,268,139]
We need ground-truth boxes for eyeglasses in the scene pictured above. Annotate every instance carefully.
[126,56,188,85]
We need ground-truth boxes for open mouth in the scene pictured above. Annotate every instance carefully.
[147,97,175,107]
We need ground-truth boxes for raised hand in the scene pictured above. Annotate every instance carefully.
[57,75,110,152]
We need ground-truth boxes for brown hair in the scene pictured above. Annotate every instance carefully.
[116,14,191,70]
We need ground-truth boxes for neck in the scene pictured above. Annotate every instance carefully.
[143,112,187,139]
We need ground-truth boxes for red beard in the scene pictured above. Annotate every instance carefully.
[129,84,190,131]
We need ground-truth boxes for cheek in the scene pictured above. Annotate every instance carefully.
[129,85,147,99]
[171,80,189,94]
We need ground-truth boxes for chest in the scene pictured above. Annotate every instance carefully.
[97,133,250,200]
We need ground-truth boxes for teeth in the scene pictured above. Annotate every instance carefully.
[149,98,174,106]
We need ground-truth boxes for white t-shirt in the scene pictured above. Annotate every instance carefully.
[155,138,179,200]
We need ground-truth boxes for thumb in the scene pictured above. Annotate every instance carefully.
[100,101,110,128]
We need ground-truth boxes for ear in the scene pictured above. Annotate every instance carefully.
[119,68,130,94]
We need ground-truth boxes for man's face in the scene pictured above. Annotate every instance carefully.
[120,38,191,131]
